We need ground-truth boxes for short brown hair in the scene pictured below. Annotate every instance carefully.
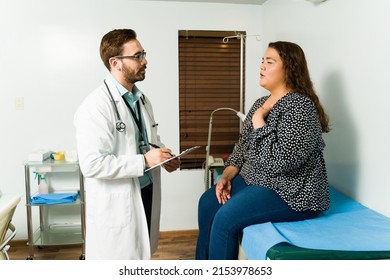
[100,29,137,70]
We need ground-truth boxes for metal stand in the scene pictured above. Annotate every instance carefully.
[24,160,85,260]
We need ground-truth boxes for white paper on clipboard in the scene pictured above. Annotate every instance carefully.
[145,145,201,172]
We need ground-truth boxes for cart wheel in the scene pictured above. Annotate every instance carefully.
[79,254,85,260]
[26,256,33,260]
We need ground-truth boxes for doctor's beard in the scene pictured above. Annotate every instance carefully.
[122,64,146,84]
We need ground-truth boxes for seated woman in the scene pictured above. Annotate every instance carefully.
[196,41,331,260]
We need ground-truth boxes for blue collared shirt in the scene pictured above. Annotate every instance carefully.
[108,75,152,188]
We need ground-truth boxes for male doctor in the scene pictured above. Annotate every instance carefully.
[74,29,180,260]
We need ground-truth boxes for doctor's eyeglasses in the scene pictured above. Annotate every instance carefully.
[114,51,147,62]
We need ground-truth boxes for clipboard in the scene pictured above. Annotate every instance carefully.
[145,145,201,172]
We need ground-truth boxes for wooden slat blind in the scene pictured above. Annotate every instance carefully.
[178,30,245,169]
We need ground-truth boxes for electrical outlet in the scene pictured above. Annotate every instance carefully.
[15,97,24,110]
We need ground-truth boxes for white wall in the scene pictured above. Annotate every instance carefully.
[262,0,390,217]
[0,0,263,240]
[4,0,390,242]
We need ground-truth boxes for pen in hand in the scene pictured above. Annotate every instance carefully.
[148,143,160,149]
[149,143,174,157]
[147,143,181,173]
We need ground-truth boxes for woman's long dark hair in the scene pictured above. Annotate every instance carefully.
[269,41,330,133]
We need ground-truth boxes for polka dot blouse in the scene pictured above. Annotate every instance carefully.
[225,92,329,212]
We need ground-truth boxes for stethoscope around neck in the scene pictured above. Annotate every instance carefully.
[104,80,126,132]
[103,79,158,133]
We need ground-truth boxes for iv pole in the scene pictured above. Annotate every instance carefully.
[223,34,244,131]
[222,33,261,131]
[204,34,261,189]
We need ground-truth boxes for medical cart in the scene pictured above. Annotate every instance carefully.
[24,159,85,260]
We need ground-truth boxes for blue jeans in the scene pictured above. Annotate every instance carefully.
[195,175,321,260]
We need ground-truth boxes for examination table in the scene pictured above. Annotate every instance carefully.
[240,187,390,260]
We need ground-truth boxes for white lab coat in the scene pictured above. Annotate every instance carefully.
[74,76,162,260]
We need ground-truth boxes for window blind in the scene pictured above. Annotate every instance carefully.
[178,30,245,169]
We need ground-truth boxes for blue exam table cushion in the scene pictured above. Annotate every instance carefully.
[241,187,390,260]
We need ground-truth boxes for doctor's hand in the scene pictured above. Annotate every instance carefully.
[163,156,180,173]
[144,148,174,168]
